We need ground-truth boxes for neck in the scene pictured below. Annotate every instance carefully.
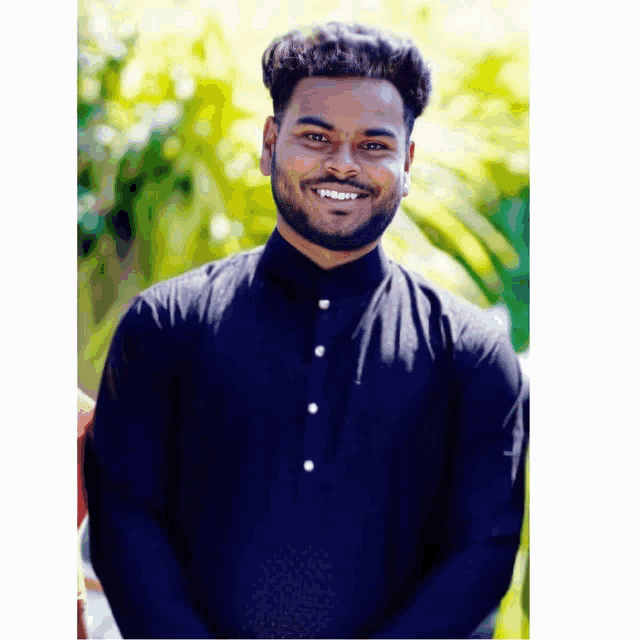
[275,215,379,270]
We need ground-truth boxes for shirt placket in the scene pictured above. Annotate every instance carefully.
[298,294,334,497]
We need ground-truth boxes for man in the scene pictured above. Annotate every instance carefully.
[84,22,528,639]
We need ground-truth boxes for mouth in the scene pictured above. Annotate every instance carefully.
[310,187,370,205]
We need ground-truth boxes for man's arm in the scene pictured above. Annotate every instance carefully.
[84,297,213,639]
[373,333,528,639]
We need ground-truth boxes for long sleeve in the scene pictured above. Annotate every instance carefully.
[83,296,213,639]
[373,331,528,639]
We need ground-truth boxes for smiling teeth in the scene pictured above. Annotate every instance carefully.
[318,189,359,200]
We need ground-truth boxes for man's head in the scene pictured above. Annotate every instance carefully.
[260,23,431,257]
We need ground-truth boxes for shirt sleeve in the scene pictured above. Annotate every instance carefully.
[83,295,213,639]
[373,328,528,639]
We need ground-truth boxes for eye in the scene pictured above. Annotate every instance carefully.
[362,142,388,151]
[304,132,328,143]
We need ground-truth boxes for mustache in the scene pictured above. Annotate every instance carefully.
[302,177,374,195]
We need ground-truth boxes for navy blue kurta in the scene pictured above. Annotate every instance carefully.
[84,228,528,639]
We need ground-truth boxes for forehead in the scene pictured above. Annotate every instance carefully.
[283,77,405,132]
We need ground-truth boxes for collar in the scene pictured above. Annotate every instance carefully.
[259,227,391,300]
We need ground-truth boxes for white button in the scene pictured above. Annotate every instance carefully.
[314,345,326,358]
[318,299,330,310]
[308,402,318,414]
[304,460,314,472]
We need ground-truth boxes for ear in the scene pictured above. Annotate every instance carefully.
[403,140,415,198]
[260,116,278,176]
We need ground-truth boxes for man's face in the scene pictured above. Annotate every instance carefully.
[260,77,415,251]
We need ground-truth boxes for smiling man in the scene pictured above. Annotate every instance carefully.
[265,75,413,262]
[84,22,528,639]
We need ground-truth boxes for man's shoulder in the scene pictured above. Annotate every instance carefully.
[124,245,266,327]
[393,263,501,334]
[392,262,512,361]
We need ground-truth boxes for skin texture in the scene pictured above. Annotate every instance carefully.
[260,77,415,270]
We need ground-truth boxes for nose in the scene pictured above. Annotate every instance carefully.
[324,143,361,179]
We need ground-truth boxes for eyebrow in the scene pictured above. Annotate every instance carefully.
[295,116,335,131]
[294,117,398,141]
[363,127,397,141]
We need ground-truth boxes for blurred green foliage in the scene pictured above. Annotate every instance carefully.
[494,453,530,638]
[78,2,529,636]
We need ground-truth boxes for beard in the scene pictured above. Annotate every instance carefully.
[270,154,404,251]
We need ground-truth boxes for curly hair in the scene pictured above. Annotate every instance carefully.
[261,22,432,141]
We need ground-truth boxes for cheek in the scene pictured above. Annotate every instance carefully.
[279,148,319,177]
[369,165,402,192]
[292,154,319,175]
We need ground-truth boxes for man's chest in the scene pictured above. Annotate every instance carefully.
[169,291,457,587]
[180,290,452,471]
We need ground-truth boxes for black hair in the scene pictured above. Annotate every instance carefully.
[261,22,432,143]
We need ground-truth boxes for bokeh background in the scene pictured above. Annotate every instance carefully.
[77,0,529,637]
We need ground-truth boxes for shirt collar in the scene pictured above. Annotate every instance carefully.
[259,227,391,299]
